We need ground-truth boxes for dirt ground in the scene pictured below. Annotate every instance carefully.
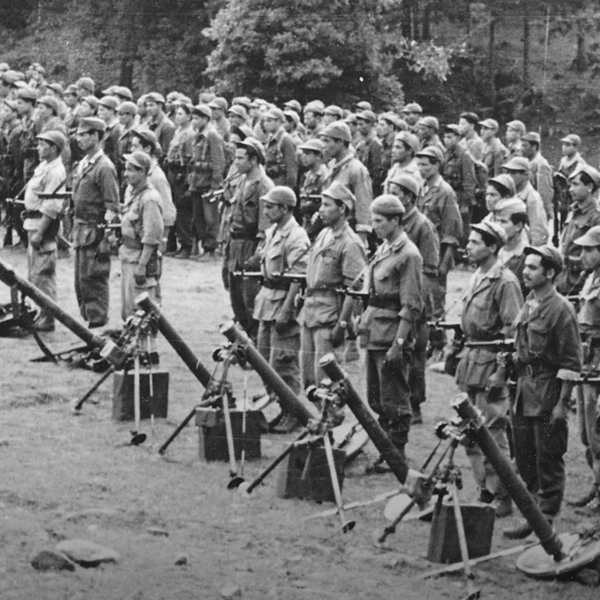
[1,245,599,600]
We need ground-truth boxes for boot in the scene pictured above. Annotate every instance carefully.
[493,496,513,518]
[173,246,191,259]
[270,411,300,434]
[365,455,391,474]
[504,516,552,540]
[568,485,598,508]
[32,316,55,332]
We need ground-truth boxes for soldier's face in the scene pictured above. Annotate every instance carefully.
[15,98,31,116]
[372,212,397,241]
[35,103,52,121]
[97,105,113,122]
[323,113,338,126]
[262,116,279,133]
[443,133,459,149]
[562,142,576,157]
[391,140,410,163]
[234,148,253,174]
[319,196,344,226]
[569,175,591,202]
[300,150,319,168]
[485,185,502,211]
[377,119,391,138]
[118,111,134,127]
[130,137,143,152]
[263,201,286,224]
[521,140,534,159]
[417,157,437,180]
[228,113,245,127]
[505,169,527,188]
[581,246,600,271]
[458,118,472,136]
[320,135,342,160]
[175,108,190,126]
[303,111,318,128]
[76,131,95,152]
[403,111,419,126]
[64,92,77,107]
[79,101,94,118]
[124,162,146,187]
[480,126,494,141]
[357,118,370,135]
[146,101,160,118]
[506,126,520,144]
[388,183,413,209]
[466,231,493,265]
[37,139,54,161]
[523,254,550,290]
[493,212,519,242]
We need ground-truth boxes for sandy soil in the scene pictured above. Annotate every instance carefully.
[0,245,599,600]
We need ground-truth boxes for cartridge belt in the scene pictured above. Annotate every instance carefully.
[230,231,257,241]
[305,287,339,297]
[368,296,401,311]
[22,210,42,219]
[262,278,290,291]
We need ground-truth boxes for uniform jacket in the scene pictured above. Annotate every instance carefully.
[264,127,298,189]
[514,287,581,415]
[383,160,422,195]
[516,182,548,247]
[481,137,508,179]
[460,132,484,161]
[529,152,554,220]
[188,124,225,192]
[120,181,164,256]
[101,119,122,171]
[444,143,477,212]
[355,131,383,193]
[403,207,440,277]
[149,112,176,156]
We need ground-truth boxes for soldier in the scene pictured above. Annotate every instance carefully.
[35,95,70,163]
[557,164,600,295]
[571,226,600,513]
[283,110,303,148]
[456,221,524,517]
[458,112,484,161]
[387,173,439,425]
[480,118,508,179]
[300,181,367,389]
[188,103,225,260]
[254,186,310,433]
[401,102,422,134]
[298,138,327,237]
[377,113,402,186]
[355,110,383,195]
[116,101,138,188]
[226,138,274,341]
[443,123,476,244]
[383,131,421,194]
[165,91,182,121]
[417,116,444,153]
[146,92,176,157]
[75,77,95,104]
[303,101,325,141]
[227,104,249,130]
[119,151,164,357]
[72,117,120,328]
[15,87,39,185]
[504,245,581,538]
[416,146,462,359]
[323,105,344,126]
[262,107,298,189]
[505,120,525,158]
[502,156,548,247]
[165,101,195,259]
[521,131,553,221]
[22,131,67,331]
[555,134,586,240]
[97,96,122,169]
[320,121,373,244]
[208,97,231,143]
[359,194,423,469]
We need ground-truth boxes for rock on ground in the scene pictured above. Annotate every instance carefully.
[55,539,120,568]
[31,550,76,572]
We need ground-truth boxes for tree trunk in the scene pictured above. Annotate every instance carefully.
[523,13,530,89]
[489,9,497,110]
[575,20,587,72]
[116,0,143,88]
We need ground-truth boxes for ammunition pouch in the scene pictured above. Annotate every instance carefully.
[146,250,162,279]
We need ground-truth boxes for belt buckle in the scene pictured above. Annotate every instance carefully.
[526,364,534,378]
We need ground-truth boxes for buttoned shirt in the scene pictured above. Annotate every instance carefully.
[578,272,600,339]
[444,143,477,212]
[460,131,484,161]
[383,159,422,195]
[264,126,298,189]
[229,166,273,239]
[253,216,310,321]
[516,182,549,246]
[481,137,508,179]
[301,222,367,328]
[514,286,581,415]
[528,152,554,220]
[149,112,176,155]
[148,160,176,227]
[402,206,439,277]
[188,124,225,191]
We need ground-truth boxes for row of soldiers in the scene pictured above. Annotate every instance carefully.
[2,65,600,530]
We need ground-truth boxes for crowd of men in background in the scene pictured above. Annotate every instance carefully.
[1,61,600,535]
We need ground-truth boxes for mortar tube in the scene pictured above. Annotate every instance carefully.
[0,259,104,349]
[220,320,318,425]
[135,292,212,387]
[319,353,409,485]
[451,394,564,560]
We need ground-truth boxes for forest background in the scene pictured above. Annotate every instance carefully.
[2,0,600,163]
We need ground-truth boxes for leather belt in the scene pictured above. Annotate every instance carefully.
[305,287,338,297]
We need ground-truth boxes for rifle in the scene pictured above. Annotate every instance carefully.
[202,188,225,203]
[464,339,516,393]
[428,321,464,376]
[3,187,27,247]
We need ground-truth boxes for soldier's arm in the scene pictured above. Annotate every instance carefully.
[353,164,374,235]
[210,133,225,189]
[538,160,554,220]
[396,251,424,340]
[497,278,524,337]
[461,150,476,204]
[282,137,298,189]
[98,161,121,216]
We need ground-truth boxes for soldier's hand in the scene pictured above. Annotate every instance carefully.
[275,313,294,334]
[550,401,568,426]
[384,343,404,365]
[330,323,345,348]
[405,469,432,509]
[134,265,147,286]
[29,232,43,250]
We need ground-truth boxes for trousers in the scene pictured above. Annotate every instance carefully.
[74,245,110,326]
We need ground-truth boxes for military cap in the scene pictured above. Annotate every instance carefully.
[479,118,499,131]
[507,120,526,134]
[236,138,266,164]
[227,104,248,119]
[114,86,133,101]
[0,62,8,72]
[4,99,19,112]
[403,102,423,114]
[356,109,376,123]
[387,173,420,197]
[230,124,253,141]
[64,84,78,95]
[522,132,541,144]
[380,111,403,129]
[1,70,22,85]
[36,131,66,153]
[371,194,406,216]
[124,151,152,174]
[395,131,420,154]
[249,98,263,109]
[82,95,99,111]
[443,124,461,135]
[192,103,212,119]
[146,92,165,105]
[233,96,252,112]
[132,128,159,152]
[502,156,530,172]
[570,164,600,188]
[166,91,182,102]
[77,116,105,134]
[303,100,325,115]
[574,225,600,247]
[208,96,228,111]
[523,245,564,274]
[37,95,60,114]
[459,111,479,125]
[284,109,300,127]
[298,138,325,154]
[320,121,352,143]
[262,186,297,207]
[356,101,372,111]
[46,82,64,97]
[471,221,507,248]
[344,113,357,125]
[13,81,29,90]
[178,95,193,105]
[493,197,526,215]
[561,133,581,146]
[416,145,445,164]
[264,107,285,121]
[118,101,137,115]
[99,95,119,111]
[322,181,355,210]
[489,173,516,197]
[283,99,301,113]
[16,87,38,102]
[199,91,216,104]
[33,64,46,76]
[324,105,344,119]
[102,85,117,96]
[76,77,95,93]
[176,101,193,115]
[420,116,439,130]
